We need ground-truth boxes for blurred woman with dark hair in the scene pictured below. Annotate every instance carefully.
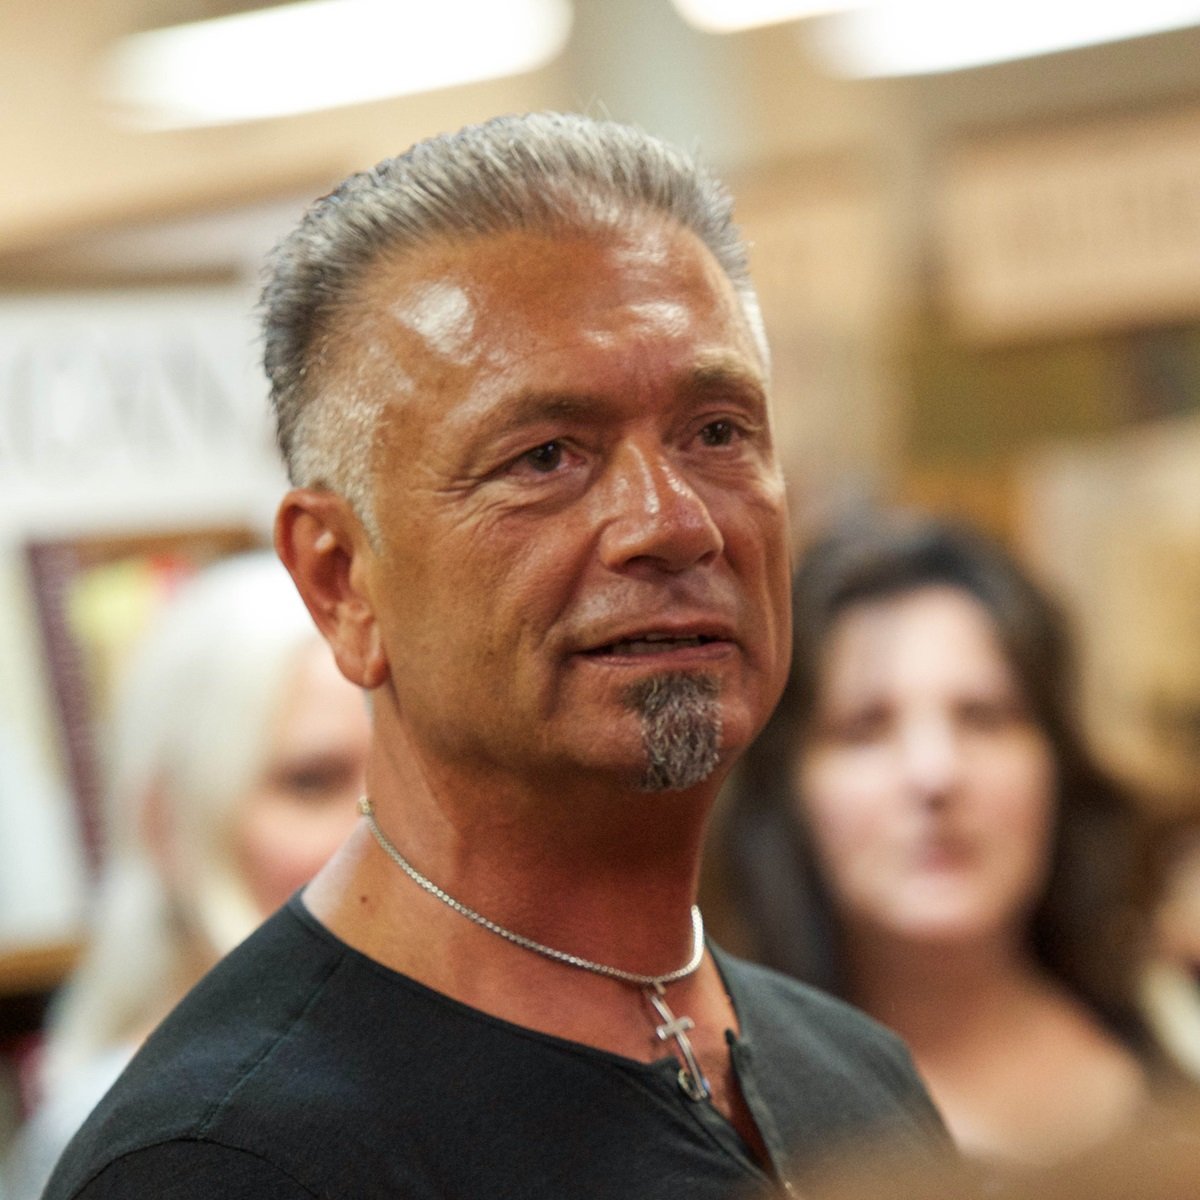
[719,509,1174,1167]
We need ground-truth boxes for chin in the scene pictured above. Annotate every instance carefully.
[891,909,1010,947]
[715,700,765,758]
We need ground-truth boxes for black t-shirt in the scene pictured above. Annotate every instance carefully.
[44,896,947,1199]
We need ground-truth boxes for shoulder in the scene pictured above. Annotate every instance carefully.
[42,901,352,1200]
[54,1139,319,1200]
[720,947,917,1067]
[715,948,951,1158]
[6,1047,132,1200]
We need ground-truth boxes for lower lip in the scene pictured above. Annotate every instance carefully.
[915,845,973,872]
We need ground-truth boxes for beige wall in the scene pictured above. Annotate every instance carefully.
[0,0,572,254]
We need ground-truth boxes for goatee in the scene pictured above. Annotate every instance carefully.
[623,673,721,792]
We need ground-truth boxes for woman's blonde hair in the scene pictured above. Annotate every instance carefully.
[40,552,328,1094]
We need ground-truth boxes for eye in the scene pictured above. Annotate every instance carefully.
[699,419,737,447]
[518,440,566,473]
[492,436,586,488]
[819,704,891,746]
[270,758,358,805]
[958,696,1027,732]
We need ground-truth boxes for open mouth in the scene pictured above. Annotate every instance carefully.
[586,634,722,657]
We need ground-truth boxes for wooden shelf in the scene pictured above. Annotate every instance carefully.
[0,939,81,997]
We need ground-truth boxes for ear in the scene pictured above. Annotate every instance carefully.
[275,488,389,689]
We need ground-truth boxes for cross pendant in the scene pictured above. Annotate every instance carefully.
[644,982,711,1101]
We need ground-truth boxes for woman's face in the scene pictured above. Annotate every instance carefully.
[796,585,1057,949]
[233,640,371,916]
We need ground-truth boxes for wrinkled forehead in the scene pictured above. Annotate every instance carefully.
[343,214,761,361]
[333,219,764,408]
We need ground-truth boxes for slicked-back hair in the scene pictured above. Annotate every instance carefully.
[722,509,1159,1058]
[260,111,767,536]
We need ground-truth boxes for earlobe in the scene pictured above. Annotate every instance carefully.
[275,489,389,689]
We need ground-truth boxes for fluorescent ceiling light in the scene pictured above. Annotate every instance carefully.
[671,0,849,33]
[812,1,1200,77]
[672,0,1200,76]
[100,0,573,130]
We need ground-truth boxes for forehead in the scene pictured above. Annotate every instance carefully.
[822,587,1014,693]
[340,217,763,418]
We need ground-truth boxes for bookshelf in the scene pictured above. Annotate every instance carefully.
[0,941,81,998]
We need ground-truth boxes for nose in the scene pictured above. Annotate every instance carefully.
[897,714,962,806]
[597,442,724,574]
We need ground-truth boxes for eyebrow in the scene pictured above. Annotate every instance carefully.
[462,349,770,458]
[489,358,767,432]
[685,357,768,404]
[482,392,603,440]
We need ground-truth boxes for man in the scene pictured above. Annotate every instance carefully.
[44,112,947,1199]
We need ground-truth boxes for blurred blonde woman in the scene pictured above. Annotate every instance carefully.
[6,553,369,1198]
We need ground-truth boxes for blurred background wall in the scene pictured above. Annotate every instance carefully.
[1,0,1199,1129]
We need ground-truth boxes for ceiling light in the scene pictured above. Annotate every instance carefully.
[811,1,1200,77]
[671,0,1200,75]
[100,0,573,130]
[671,0,851,33]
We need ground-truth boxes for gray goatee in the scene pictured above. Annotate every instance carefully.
[624,673,722,792]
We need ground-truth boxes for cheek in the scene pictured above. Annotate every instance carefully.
[980,741,1059,887]
[384,515,556,651]
[794,748,895,883]
[235,796,361,916]
[727,483,790,608]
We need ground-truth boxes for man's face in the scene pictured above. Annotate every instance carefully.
[341,216,791,795]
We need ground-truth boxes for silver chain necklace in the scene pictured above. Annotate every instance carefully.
[359,796,712,1100]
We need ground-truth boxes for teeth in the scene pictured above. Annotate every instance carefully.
[610,636,705,655]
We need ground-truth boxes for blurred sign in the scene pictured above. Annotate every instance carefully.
[744,170,893,327]
[737,165,901,523]
[942,105,1200,340]
[1019,414,1200,810]
[0,288,284,538]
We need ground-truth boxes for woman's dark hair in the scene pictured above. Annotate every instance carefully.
[721,508,1153,1049]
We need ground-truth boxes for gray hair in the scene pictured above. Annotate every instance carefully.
[260,111,768,538]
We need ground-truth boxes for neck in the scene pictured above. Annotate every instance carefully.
[841,928,1149,1168]
[306,735,719,995]
[361,795,706,985]
[843,927,1048,1051]
[304,748,760,1137]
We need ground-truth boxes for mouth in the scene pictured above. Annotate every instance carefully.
[915,836,975,871]
[580,630,734,661]
[588,633,720,656]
